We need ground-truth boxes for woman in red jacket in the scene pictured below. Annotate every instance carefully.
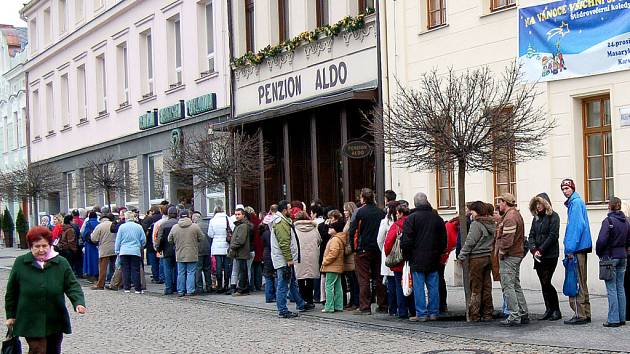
[441,217,459,313]
[384,204,415,319]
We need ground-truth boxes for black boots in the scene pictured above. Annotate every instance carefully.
[547,310,562,321]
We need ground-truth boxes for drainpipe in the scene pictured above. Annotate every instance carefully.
[227,0,237,212]
[374,0,385,207]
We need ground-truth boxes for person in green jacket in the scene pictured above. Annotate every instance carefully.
[5,226,87,354]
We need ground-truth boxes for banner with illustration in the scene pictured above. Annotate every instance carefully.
[518,0,630,82]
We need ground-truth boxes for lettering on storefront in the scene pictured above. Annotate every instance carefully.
[315,62,348,91]
[159,100,186,124]
[342,140,372,159]
[138,110,158,130]
[186,93,217,116]
[257,76,302,105]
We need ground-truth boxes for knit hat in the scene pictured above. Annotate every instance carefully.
[560,178,575,191]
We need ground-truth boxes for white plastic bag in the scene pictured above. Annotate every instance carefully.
[402,261,413,297]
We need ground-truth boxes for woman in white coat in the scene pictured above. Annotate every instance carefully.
[208,206,234,292]
[293,211,322,305]
[377,201,399,316]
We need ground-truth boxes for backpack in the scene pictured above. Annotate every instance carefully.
[73,224,83,247]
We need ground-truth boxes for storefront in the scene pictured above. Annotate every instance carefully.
[232,14,383,211]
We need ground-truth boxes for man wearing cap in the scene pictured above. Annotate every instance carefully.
[156,207,179,295]
[169,209,205,296]
[495,193,529,326]
[560,178,592,325]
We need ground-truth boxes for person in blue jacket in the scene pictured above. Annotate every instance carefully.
[561,178,592,325]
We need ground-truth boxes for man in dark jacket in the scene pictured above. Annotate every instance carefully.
[193,211,212,293]
[229,208,251,296]
[528,192,561,321]
[156,207,179,295]
[348,188,387,314]
[143,206,163,284]
[401,192,446,321]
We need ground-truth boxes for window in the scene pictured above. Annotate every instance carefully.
[358,0,375,12]
[245,0,255,52]
[45,82,54,134]
[29,19,37,52]
[583,96,613,203]
[96,54,107,114]
[197,1,215,75]
[103,163,117,208]
[32,89,40,138]
[75,0,84,22]
[117,42,129,105]
[278,0,289,43]
[427,0,446,28]
[148,154,164,202]
[491,0,515,12]
[316,0,329,27]
[60,74,70,127]
[19,108,26,147]
[59,0,67,34]
[168,16,183,86]
[436,165,455,209]
[12,112,19,149]
[140,30,154,96]
[493,148,517,201]
[66,172,77,209]
[94,0,104,11]
[77,65,87,121]
[124,158,139,206]
[1,117,7,152]
[6,117,14,150]
[84,168,98,207]
[43,8,52,45]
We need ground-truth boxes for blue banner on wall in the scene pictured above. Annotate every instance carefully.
[518,0,630,82]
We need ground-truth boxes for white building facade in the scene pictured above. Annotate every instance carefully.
[20,0,231,217]
[381,0,630,294]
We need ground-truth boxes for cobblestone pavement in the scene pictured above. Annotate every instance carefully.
[0,248,628,353]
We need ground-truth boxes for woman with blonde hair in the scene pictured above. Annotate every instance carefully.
[342,201,359,310]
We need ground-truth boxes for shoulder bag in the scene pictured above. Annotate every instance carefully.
[1,327,21,354]
[385,224,404,267]
[599,217,615,281]
[225,216,233,243]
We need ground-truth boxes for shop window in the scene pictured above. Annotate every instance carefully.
[583,96,613,203]
[206,185,225,216]
[66,171,77,210]
[104,163,117,208]
[84,168,98,207]
[124,159,139,206]
[77,64,87,121]
[491,0,515,12]
[436,164,455,209]
[245,0,255,52]
[316,0,329,27]
[427,0,446,29]
[278,0,289,43]
[148,154,165,203]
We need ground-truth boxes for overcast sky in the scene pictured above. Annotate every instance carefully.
[0,1,27,27]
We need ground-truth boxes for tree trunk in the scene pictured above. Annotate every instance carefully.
[224,182,231,215]
[106,189,112,210]
[457,158,471,320]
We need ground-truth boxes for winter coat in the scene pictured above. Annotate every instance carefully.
[384,216,407,272]
[495,207,526,258]
[115,221,146,257]
[195,220,211,256]
[401,205,447,273]
[271,212,300,269]
[318,222,331,266]
[250,214,264,262]
[168,218,204,263]
[51,224,63,242]
[342,220,355,272]
[4,252,85,337]
[156,218,178,258]
[527,193,560,259]
[262,227,275,276]
[143,213,162,252]
[91,218,115,258]
[442,220,459,265]
[321,231,347,274]
[563,192,593,255]
[459,217,496,259]
[229,219,251,260]
[348,202,386,253]
[294,220,321,279]
[377,217,395,276]
[596,211,630,259]
[209,212,233,256]
[59,224,78,253]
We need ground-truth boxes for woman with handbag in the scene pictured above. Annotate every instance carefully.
[384,204,415,319]
[5,226,86,354]
[377,201,399,316]
[596,197,630,327]
[457,201,495,322]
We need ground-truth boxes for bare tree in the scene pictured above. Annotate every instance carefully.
[370,63,556,312]
[83,154,137,210]
[166,127,268,213]
[0,162,64,223]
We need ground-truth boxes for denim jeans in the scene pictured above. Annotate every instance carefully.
[177,261,197,295]
[214,255,232,290]
[313,276,321,303]
[264,274,276,302]
[159,258,165,282]
[147,250,161,281]
[250,261,263,291]
[161,257,178,294]
[412,271,439,317]
[386,276,398,315]
[604,258,627,324]
[394,271,415,318]
[275,266,305,315]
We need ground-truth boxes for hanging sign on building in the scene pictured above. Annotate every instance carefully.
[342,140,372,159]
[518,0,630,82]
[620,107,630,127]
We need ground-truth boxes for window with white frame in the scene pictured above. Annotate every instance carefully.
[140,30,154,97]
[20,108,26,147]
[6,117,14,150]
[32,89,40,138]
[198,1,215,75]
[96,54,107,114]
[84,168,98,207]
[43,8,52,45]
[58,0,68,34]
[75,0,84,23]
[66,171,77,209]
[117,42,129,106]
[45,82,54,134]
[0,117,6,152]
[29,19,37,52]
[60,73,70,127]
[148,154,165,202]
[12,112,19,149]
[124,158,139,206]
[77,64,87,121]
[168,15,183,87]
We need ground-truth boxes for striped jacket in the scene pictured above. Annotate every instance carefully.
[496,207,526,258]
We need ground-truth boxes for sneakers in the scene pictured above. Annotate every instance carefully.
[322,309,334,313]
[278,311,299,319]
[603,322,621,328]
[134,290,144,294]
[501,318,520,326]
[564,316,588,325]
[124,290,131,293]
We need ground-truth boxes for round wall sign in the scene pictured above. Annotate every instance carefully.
[342,140,372,159]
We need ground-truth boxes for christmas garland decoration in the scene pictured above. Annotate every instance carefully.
[232,7,375,69]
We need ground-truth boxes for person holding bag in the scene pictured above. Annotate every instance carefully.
[595,197,630,327]
[384,204,415,319]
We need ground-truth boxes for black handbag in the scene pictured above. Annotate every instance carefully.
[599,217,615,281]
[1,328,22,354]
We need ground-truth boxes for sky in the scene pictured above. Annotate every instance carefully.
[0,0,27,27]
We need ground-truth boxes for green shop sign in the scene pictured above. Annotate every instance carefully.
[186,93,217,116]
[138,110,158,130]
[159,100,186,124]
